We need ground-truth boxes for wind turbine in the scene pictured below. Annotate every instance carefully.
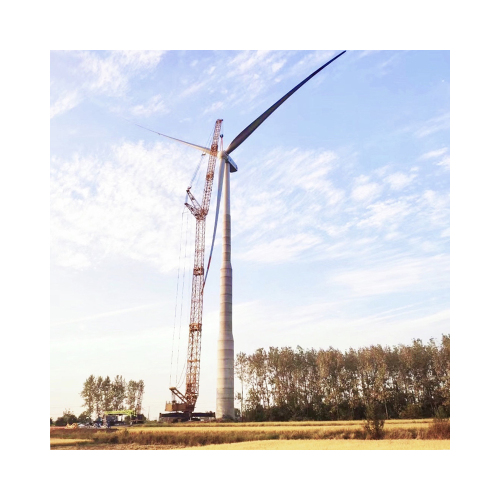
[140,50,346,419]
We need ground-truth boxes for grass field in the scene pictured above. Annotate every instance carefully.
[50,418,449,450]
[183,439,450,450]
[136,419,433,428]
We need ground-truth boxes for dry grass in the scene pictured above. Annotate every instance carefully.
[138,419,432,428]
[50,438,92,446]
[127,422,431,433]
[50,419,449,450]
[182,439,450,450]
[52,443,182,450]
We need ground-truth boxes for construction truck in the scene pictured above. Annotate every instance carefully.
[103,410,145,427]
[158,409,215,423]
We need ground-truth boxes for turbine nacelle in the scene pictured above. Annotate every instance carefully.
[219,151,238,172]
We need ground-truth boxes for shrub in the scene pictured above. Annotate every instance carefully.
[435,406,450,419]
[364,403,385,440]
[54,409,78,426]
[426,418,450,439]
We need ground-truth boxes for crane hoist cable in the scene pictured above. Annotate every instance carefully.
[174,207,190,384]
[169,207,188,386]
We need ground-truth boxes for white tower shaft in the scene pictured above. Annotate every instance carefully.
[216,159,235,419]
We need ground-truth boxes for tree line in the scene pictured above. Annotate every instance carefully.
[80,375,145,419]
[235,335,450,421]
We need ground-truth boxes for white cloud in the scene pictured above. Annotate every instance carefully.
[331,254,449,297]
[51,138,448,275]
[420,190,450,227]
[353,50,381,60]
[286,50,337,78]
[52,302,163,327]
[116,50,164,70]
[374,52,401,76]
[437,155,450,170]
[236,233,322,263]
[50,91,81,118]
[232,298,449,353]
[357,198,412,229]
[351,182,382,203]
[79,50,165,96]
[180,81,207,98]
[231,147,343,244]
[385,171,416,190]
[420,147,448,160]
[419,147,450,171]
[203,100,224,115]
[271,60,286,73]
[414,113,449,138]
[131,94,168,117]
[51,51,166,119]
[227,50,274,77]
[51,140,199,272]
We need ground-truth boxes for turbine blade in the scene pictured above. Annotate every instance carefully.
[204,158,225,285]
[135,123,214,156]
[225,50,346,155]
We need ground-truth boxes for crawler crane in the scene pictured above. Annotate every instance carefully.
[164,119,222,419]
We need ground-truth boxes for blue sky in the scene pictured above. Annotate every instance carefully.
[50,50,449,419]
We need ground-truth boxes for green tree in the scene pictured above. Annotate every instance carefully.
[77,412,92,424]
[80,375,96,418]
[111,375,127,410]
[434,334,450,415]
[102,375,113,412]
[233,336,450,422]
[235,353,247,418]
[136,380,145,414]
[126,380,138,410]
[94,376,104,417]
[55,409,78,426]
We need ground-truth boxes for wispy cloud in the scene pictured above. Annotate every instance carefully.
[51,302,164,327]
[168,51,342,116]
[131,94,168,117]
[374,52,402,76]
[79,50,165,95]
[180,81,208,98]
[414,113,449,138]
[50,50,166,119]
[357,199,413,229]
[420,147,448,160]
[237,233,322,263]
[232,298,449,353]
[203,101,224,115]
[51,140,199,272]
[351,182,382,203]
[331,254,449,297]
[419,147,450,171]
[51,137,449,274]
[384,171,417,190]
[50,91,81,118]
